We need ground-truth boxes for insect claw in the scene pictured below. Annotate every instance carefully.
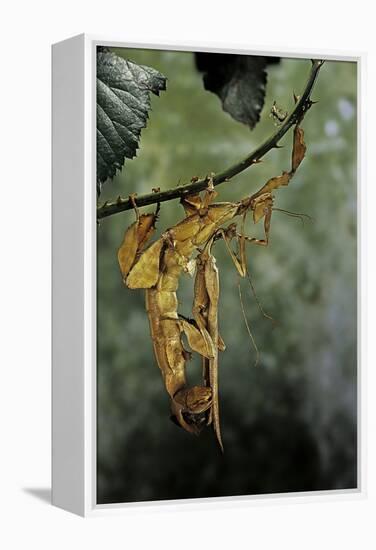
[293,92,300,104]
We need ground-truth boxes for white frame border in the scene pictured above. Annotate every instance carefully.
[52,33,365,517]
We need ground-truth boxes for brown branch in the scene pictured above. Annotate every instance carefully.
[97,59,324,221]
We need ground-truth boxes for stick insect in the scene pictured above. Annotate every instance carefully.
[117,122,307,449]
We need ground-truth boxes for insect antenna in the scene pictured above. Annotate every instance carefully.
[272,208,313,227]
[244,265,276,326]
[237,279,260,367]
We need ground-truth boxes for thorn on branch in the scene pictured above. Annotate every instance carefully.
[293,92,300,104]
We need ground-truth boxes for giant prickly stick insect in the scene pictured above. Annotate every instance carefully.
[117,123,307,450]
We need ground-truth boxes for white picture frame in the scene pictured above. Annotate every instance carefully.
[52,34,364,517]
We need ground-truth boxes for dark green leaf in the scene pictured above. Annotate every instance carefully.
[195,53,279,129]
[96,51,167,194]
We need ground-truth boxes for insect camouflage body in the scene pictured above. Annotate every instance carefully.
[118,123,306,451]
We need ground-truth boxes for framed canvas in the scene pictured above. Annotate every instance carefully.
[52,34,364,517]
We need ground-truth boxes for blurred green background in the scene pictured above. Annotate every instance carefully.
[97,49,357,504]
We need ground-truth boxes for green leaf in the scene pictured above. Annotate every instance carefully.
[96,51,167,194]
[195,53,279,129]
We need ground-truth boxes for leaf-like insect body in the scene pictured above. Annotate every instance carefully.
[201,244,224,452]
[292,126,306,172]
[118,213,157,280]
[194,221,218,245]
[118,222,140,280]
[207,203,239,225]
[204,255,219,307]
[261,171,291,195]
[252,197,270,224]
[126,239,164,289]
[118,116,311,447]
[180,320,215,359]
[146,289,186,398]
[156,290,178,317]
[180,319,215,359]
[170,387,212,435]
[253,202,265,224]
[165,327,186,376]
[181,194,203,216]
[193,203,239,245]
[169,215,202,242]
[184,386,213,414]
[136,213,158,249]
[158,248,188,292]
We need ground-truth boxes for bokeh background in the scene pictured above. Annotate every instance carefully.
[97,49,357,504]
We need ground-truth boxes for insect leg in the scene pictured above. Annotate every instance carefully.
[203,241,224,452]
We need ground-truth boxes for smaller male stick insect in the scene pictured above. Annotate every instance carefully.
[184,222,227,450]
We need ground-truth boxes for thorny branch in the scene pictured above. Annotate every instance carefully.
[97,59,324,221]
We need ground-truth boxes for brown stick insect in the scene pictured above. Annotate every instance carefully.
[117,122,307,451]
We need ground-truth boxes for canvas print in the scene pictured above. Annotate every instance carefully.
[96,46,357,504]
